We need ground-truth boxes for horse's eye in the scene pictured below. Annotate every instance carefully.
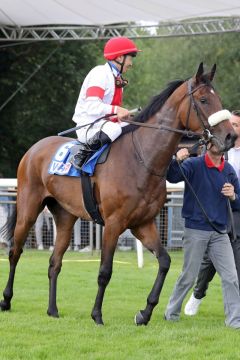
[200,97,207,104]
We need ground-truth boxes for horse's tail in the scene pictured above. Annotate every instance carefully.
[0,204,17,247]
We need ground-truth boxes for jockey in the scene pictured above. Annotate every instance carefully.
[71,36,141,170]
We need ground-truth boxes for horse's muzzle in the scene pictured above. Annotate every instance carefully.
[211,132,237,152]
[224,132,237,151]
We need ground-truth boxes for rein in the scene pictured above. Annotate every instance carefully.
[58,108,140,136]
[121,118,203,137]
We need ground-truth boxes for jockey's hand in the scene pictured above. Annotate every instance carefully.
[176,148,190,161]
[116,106,130,122]
[221,183,236,200]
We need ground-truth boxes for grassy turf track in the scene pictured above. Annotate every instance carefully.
[0,249,239,360]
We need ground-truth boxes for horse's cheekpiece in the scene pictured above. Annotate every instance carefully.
[48,141,109,177]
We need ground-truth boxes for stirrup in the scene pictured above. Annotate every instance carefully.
[69,154,87,170]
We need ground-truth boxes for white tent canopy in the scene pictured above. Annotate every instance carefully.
[0,0,240,40]
[1,0,240,26]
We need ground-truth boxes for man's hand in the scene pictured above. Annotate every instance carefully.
[116,106,130,121]
[221,183,236,200]
[175,148,190,161]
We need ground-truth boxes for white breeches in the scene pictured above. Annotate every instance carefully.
[76,120,129,143]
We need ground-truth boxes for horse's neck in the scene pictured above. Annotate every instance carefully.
[135,110,182,170]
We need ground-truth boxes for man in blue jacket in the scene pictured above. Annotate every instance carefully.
[184,110,240,316]
[164,136,240,328]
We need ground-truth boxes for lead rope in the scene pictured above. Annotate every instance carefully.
[224,151,237,241]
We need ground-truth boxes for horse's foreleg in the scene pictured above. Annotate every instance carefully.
[91,225,119,325]
[131,222,171,326]
[47,208,76,318]
[134,247,171,325]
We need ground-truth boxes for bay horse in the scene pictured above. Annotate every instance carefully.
[0,63,236,325]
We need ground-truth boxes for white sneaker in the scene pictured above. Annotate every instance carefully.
[184,293,202,316]
[37,244,44,250]
[79,245,91,253]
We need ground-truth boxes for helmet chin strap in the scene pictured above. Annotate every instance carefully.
[112,55,129,87]
[113,55,127,74]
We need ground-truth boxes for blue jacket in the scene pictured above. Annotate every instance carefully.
[167,155,240,231]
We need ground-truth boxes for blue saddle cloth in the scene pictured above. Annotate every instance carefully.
[48,141,109,177]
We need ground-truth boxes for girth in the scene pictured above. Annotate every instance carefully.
[81,174,104,226]
[80,146,110,226]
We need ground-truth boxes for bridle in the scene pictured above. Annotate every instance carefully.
[184,79,214,144]
[183,80,230,151]
[131,79,218,176]
[185,80,208,130]
[175,80,228,235]
[122,79,217,142]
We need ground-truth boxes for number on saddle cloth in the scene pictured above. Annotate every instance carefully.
[48,141,110,177]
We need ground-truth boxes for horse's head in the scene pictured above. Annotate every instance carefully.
[177,62,236,152]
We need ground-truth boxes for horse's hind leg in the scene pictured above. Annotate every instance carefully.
[0,194,42,311]
[46,203,77,318]
[131,221,171,326]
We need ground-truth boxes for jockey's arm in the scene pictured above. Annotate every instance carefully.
[84,96,115,118]
[85,97,129,122]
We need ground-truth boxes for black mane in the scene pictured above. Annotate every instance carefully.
[134,79,185,123]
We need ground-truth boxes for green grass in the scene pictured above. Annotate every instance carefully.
[0,249,239,360]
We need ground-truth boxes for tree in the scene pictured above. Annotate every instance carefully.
[1,32,240,177]
[0,40,103,176]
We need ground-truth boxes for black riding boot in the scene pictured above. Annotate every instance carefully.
[71,131,111,170]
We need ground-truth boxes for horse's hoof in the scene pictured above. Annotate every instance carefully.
[96,321,104,326]
[134,311,148,326]
[91,313,104,325]
[47,309,59,318]
[0,300,11,311]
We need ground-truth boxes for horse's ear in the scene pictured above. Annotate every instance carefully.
[208,64,217,81]
[195,62,204,84]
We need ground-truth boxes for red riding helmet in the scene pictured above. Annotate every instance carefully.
[104,37,141,60]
